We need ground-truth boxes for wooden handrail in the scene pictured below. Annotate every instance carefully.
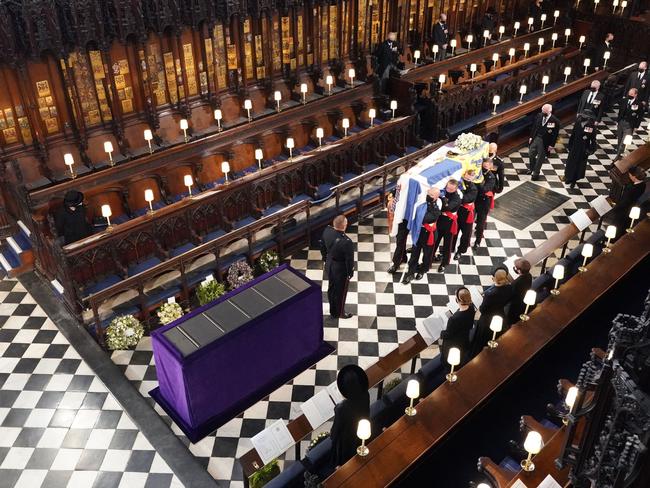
[323,220,650,488]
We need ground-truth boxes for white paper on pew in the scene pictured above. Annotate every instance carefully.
[591,195,613,216]
[417,313,447,345]
[167,296,176,304]
[301,389,336,429]
[327,382,345,404]
[536,475,562,488]
[251,419,294,466]
[569,209,592,231]
[502,255,520,280]
[510,480,529,488]
[468,285,484,309]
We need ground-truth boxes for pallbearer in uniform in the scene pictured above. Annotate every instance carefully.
[320,215,355,319]
[402,187,441,284]
[565,112,597,189]
[387,182,409,274]
[453,170,478,261]
[488,142,505,193]
[473,159,497,250]
[432,13,450,60]
[375,32,401,94]
[615,88,643,161]
[432,179,461,273]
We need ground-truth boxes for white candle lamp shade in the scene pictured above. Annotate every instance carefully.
[103,141,115,165]
[183,174,193,196]
[551,33,558,46]
[221,161,230,182]
[300,83,308,104]
[214,109,223,131]
[316,127,324,148]
[446,347,461,383]
[538,37,544,48]
[540,13,547,26]
[244,99,253,121]
[466,34,473,51]
[450,39,457,55]
[405,379,420,416]
[564,66,572,84]
[519,84,527,104]
[477,485,491,488]
[64,153,76,179]
[255,148,264,169]
[179,119,188,130]
[368,108,376,126]
[551,264,565,295]
[514,21,521,37]
[144,189,155,213]
[498,25,505,40]
[579,35,586,49]
[603,224,617,253]
[554,10,560,23]
[583,58,591,74]
[578,243,594,272]
[491,95,500,114]
[524,43,530,58]
[432,44,439,54]
[487,315,503,349]
[483,30,490,46]
[492,53,499,64]
[274,90,282,111]
[541,75,550,93]
[348,68,356,86]
[627,206,641,233]
[342,118,350,137]
[286,137,295,149]
[356,419,371,456]
[438,74,446,88]
[594,0,600,11]
[101,204,113,229]
[325,74,334,93]
[413,49,421,63]
[563,386,579,425]
[521,431,543,471]
[470,63,477,79]
[603,51,611,67]
[390,100,398,118]
[508,47,516,63]
[520,289,537,321]
[144,129,154,153]
[528,17,534,26]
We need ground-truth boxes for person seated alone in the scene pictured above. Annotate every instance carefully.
[54,190,93,245]
[611,166,647,232]
[440,287,476,366]
[470,268,513,357]
[330,365,370,468]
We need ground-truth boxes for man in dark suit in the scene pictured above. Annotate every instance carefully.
[611,166,647,231]
[402,187,441,284]
[576,80,606,123]
[320,214,355,319]
[594,33,614,69]
[624,61,650,111]
[432,13,450,60]
[374,32,401,94]
[528,0,544,31]
[526,103,560,181]
[505,258,533,328]
[480,8,497,41]
[615,88,643,161]
[432,179,461,273]
[488,142,505,193]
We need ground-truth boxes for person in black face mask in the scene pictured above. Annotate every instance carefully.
[54,190,93,245]
[473,159,497,250]
[614,88,642,161]
[576,80,605,123]
[453,170,478,261]
[402,186,441,284]
[432,179,461,273]
[432,13,450,60]
[374,32,401,94]
[565,113,598,189]
[624,61,650,112]
[488,142,505,193]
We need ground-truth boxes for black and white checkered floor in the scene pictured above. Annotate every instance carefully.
[0,279,183,488]
[1,108,647,488]
[108,109,649,487]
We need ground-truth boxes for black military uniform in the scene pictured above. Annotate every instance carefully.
[528,111,560,179]
[453,178,478,259]
[491,155,505,193]
[576,88,606,122]
[473,168,496,248]
[624,67,650,109]
[375,38,400,93]
[321,225,355,319]
[432,188,461,271]
[615,94,643,160]
[565,116,597,188]
[432,19,450,60]
[403,194,441,283]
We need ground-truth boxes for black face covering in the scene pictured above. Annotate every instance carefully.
[590,86,598,92]
[629,95,635,100]
[488,152,495,158]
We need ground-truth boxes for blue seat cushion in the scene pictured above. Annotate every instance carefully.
[324,135,340,143]
[128,256,162,276]
[264,460,306,488]
[349,126,363,134]
[204,228,226,242]
[364,163,379,171]
[144,286,181,307]
[342,172,357,182]
[13,232,31,251]
[207,178,226,189]
[186,269,217,288]
[234,215,256,229]
[290,194,311,204]
[385,154,400,163]
[262,204,285,217]
[316,183,334,199]
[405,146,420,154]
[95,304,140,332]
[303,437,333,477]
[83,274,122,297]
[133,201,166,217]
[112,214,130,225]
[500,456,521,473]
[170,242,195,257]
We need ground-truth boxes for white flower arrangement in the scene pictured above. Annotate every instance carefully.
[454,132,484,153]
[157,302,184,325]
[105,314,144,350]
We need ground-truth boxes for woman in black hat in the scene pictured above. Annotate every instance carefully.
[54,190,92,245]
[330,364,370,468]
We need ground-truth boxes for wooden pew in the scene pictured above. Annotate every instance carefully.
[322,220,650,488]
[609,143,650,203]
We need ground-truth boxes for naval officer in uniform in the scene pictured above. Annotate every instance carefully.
[320,215,355,319]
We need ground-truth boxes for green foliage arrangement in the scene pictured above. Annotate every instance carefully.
[105,314,144,350]
[249,459,280,488]
[257,250,280,274]
[196,279,227,306]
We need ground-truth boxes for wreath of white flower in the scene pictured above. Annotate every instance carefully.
[105,314,144,350]
[157,302,184,325]
[454,132,484,153]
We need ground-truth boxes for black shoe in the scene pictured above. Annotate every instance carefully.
[402,273,414,284]
[438,264,446,273]
[454,252,461,261]
[387,265,397,274]
[329,314,338,319]
[472,243,480,251]
[569,182,576,189]
[415,272,424,280]
[531,174,540,181]
[433,254,442,262]
[340,312,353,319]
[524,169,533,175]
